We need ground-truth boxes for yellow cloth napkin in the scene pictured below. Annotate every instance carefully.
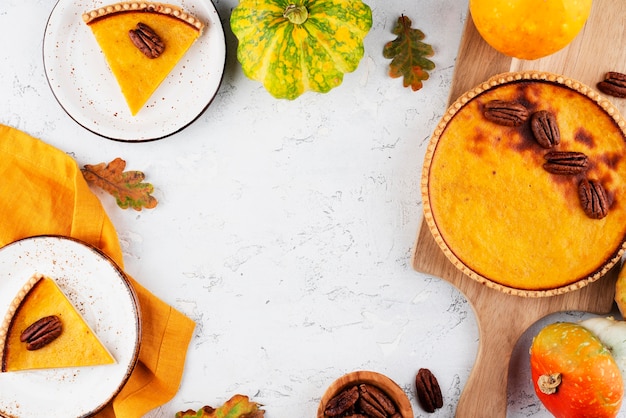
[0,124,195,417]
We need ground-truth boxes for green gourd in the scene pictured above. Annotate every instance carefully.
[230,0,373,99]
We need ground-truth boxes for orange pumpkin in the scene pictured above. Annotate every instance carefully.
[469,0,592,60]
[530,322,623,418]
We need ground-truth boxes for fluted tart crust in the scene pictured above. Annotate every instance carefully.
[421,71,626,297]
[82,2,204,32]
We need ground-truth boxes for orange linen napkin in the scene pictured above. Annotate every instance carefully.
[0,124,195,417]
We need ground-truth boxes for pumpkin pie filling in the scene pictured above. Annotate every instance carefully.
[82,2,205,115]
[0,273,115,372]
[422,72,626,295]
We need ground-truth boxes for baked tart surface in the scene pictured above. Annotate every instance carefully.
[0,273,115,372]
[83,2,205,115]
[422,72,626,296]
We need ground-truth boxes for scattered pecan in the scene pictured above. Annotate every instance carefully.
[129,23,165,59]
[578,178,609,219]
[597,72,626,98]
[20,315,63,351]
[415,368,443,413]
[531,110,560,148]
[325,385,359,417]
[483,100,529,127]
[543,151,589,175]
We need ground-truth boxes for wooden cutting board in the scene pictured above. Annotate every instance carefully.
[412,1,626,416]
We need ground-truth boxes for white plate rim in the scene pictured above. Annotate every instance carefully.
[42,0,227,142]
[0,235,141,417]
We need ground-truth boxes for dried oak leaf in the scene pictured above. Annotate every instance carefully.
[81,157,157,211]
[383,15,435,91]
[175,395,265,418]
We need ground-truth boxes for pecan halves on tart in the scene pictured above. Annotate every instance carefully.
[543,151,589,175]
[578,178,609,219]
[483,100,529,127]
[531,110,560,148]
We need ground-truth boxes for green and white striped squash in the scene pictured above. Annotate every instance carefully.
[230,0,373,99]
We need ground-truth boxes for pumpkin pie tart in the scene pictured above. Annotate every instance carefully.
[0,273,115,372]
[421,72,626,296]
[82,2,205,115]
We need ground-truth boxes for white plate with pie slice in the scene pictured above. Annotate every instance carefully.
[43,0,226,141]
[0,236,140,418]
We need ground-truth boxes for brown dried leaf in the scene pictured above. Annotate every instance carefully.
[81,158,157,211]
[383,15,435,91]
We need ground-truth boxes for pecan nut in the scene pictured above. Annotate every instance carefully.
[543,151,589,175]
[597,72,626,98]
[20,315,63,351]
[357,397,386,418]
[531,110,560,148]
[483,100,529,127]
[325,385,359,417]
[325,383,399,417]
[578,178,609,219]
[415,368,443,413]
[129,23,165,59]
[357,384,397,416]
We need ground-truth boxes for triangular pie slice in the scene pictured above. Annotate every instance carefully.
[0,273,115,372]
[82,2,205,115]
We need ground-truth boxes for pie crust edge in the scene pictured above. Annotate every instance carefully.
[82,1,205,33]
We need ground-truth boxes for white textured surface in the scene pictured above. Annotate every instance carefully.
[1,1,623,417]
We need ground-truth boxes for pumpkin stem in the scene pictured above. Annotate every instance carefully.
[283,4,308,24]
[537,373,562,395]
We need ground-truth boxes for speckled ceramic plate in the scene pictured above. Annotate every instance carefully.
[43,0,226,142]
[0,236,140,418]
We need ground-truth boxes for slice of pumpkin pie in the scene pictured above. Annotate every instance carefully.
[0,273,115,372]
[82,2,205,115]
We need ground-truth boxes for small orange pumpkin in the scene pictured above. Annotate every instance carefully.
[530,322,623,418]
[469,0,592,60]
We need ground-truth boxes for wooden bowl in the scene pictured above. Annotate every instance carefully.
[317,370,413,418]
